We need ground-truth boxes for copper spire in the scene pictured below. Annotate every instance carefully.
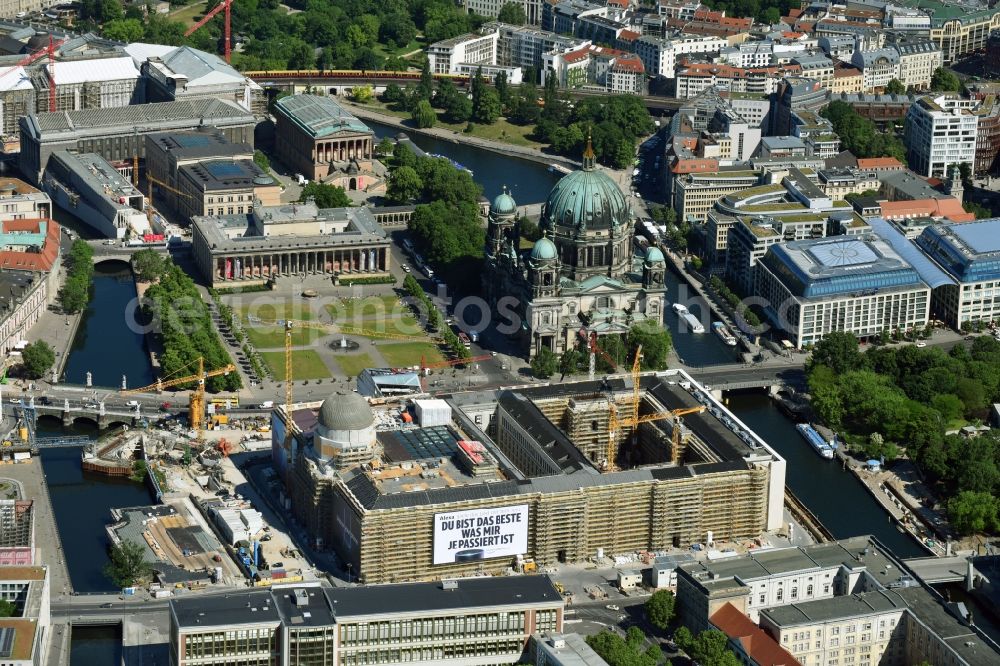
[582,128,595,170]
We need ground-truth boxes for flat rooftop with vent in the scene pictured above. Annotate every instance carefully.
[275,372,786,584]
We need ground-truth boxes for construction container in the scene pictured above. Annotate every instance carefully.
[413,399,451,427]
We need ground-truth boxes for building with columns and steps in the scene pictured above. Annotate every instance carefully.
[481,141,667,359]
[191,200,391,287]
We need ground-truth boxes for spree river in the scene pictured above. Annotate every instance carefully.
[364,118,561,204]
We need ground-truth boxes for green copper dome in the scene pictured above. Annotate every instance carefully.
[530,236,558,262]
[540,158,629,232]
[491,187,517,216]
[645,246,665,263]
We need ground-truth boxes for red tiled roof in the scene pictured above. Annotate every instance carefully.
[561,48,591,64]
[607,0,629,7]
[787,7,803,18]
[618,29,641,41]
[0,218,60,273]
[856,157,902,169]
[711,603,802,666]
[612,55,645,73]
[880,198,975,222]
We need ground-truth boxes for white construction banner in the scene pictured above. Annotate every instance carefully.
[433,505,528,565]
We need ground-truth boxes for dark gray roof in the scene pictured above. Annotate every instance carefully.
[324,575,562,618]
[172,590,280,629]
[272,587,336,628]
[497,390,594,476]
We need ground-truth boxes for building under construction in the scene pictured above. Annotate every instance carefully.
[274,370,786,584]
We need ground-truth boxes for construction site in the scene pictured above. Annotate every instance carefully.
[274,356,787,585]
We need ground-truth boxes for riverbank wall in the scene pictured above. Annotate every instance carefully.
[346,103,581,172]
[54,311,82,379]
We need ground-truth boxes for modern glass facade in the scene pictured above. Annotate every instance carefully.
[916,220,1000,326]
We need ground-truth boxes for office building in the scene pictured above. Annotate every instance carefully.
[273,95,375,189]
[904,95,979,178]
[851,48,901,91]
[493,23,585,71]
[893,0,1000,63]
[191,201,391,287]
[895,40,942,90]
[427,30,500,74]
[674,169,761,224]
[755,235,931,348]
[916,218,1000,327]
[974,94,1000,176]
[170,578,564,666]
[18,98,255,186]
[279,374,786,584]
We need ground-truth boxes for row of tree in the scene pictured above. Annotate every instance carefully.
[531,323,673,379]
[806,332,1000,534]
[402,274,470,360]
[141,262,242,392]
[59,240,95,314]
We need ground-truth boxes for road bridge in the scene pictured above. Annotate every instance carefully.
[901,555,998,585]
[683,364,807,392]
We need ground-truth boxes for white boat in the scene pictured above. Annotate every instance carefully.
[796,423,834,459]
[712,322,737,346]
[681,312,705,334]
[672,303,688,314]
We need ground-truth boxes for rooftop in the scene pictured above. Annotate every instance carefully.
[763,234,925,299]
[323,575,562,617]
[274,95,372,139]
[0,566,44,581]
[711,603,802,666]
[272,587,336,628]
[0,620,36,661]
[916,219,1000,283]
[172,590,280,629]
[147,129,251,161]
[761,589,908,626]
[179,160,273,191]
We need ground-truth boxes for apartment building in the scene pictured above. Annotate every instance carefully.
[851,48,901,91]
[791,54,834,88]
[895,40,942,90]
[904,95,979,178]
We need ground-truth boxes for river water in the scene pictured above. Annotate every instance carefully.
[726,391,925,558]
[364,118,561,204]
[61,263,154,390]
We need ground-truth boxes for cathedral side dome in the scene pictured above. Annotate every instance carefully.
[530,235,558,261]
[645,246,665,263]
[318,391,375,432]
[491,186,517,216]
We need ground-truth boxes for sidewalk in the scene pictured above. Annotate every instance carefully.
[29,308,82,381]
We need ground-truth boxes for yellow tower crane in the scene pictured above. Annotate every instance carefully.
[146,174,192,225]
[121,357,236,440]
[282,320,294,466]
[604,345,707,469]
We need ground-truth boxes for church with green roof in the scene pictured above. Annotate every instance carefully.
[482,142,667,358]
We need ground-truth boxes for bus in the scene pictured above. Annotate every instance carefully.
[458,332,472,348]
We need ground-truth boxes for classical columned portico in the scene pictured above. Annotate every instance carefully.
[315,137,374,164]
[213,247,390,283]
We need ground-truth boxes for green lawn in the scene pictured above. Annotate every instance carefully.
[169,1,208,27]
[334,353,376,378]
[240,301,313,323]
[377,342,444,368]
[373,37,424,59]
[326,296,405,323]
[260,350,331,380]
[245,325,321,349]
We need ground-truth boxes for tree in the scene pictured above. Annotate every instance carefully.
[948,490,1000,535]
[964,201,994,219]
[559,348,582,380]
[386,166,423,203]
[930,67,961,92]
[299,182,351,208]
[497,1,526,25]
[629,323,672,370]
[411,99,437,128]
[392,142,418,169]
[473,87,501,124]
[20,341,55,379]
[182,445,193,467]
[885,79,906,94]
[808,331,861,375]
[530,347,558,378]
[645,589,676,630]
[104,540,152,588]
[352,84,374,103]
[376,137,394,156]
[252,150,270,172]
[0,599,15,618]
[418,59,434,101]
[686,629,741,666]
[102,17,144,42]
[495,70,510,110]
[59,240,94,314]
[443,93,472,123]
[131,248,166,283]
[131,460,148,483]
